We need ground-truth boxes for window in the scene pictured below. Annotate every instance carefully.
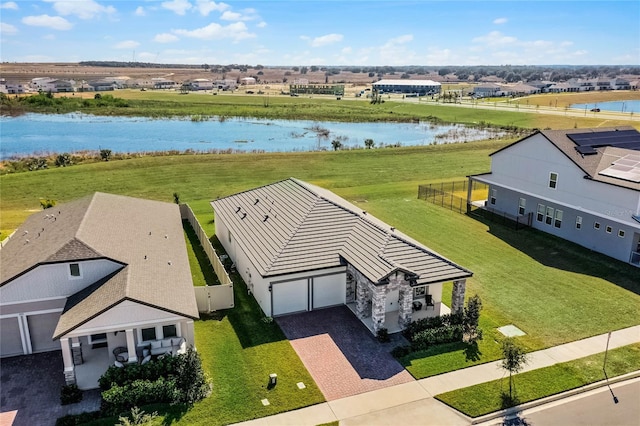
[162,324,177,338]
[518,198,526,216]
[413,287,426,298]
[141,327,157,341]
[549,172,558,189]
[68,263,81,279]
[490,188,497,205]
[576,216,582,229]
[594,222,601,230]
[88,333,107,344]
[606,225,612,234]
[554,210,563,228]
[537,204,545,222]
[545,206,554,225]
[618,230,625,238]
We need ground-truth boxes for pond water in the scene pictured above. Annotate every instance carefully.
[0,113,505,159]
[571,100,640,113]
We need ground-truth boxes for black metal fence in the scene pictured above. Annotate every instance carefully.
[418,180,532,230]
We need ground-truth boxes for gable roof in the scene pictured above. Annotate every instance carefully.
[211,179,472,285]
[0,193,199,338]
[490,127,640,191]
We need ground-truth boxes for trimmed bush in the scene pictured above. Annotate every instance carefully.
[60,384,82,405]
[99,354,179,391]
[101,377,179,416]
[55,411,103,426]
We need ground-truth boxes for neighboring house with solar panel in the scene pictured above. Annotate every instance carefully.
[0,193,199,389]
[468,127,640,266]
[211,178,472,334]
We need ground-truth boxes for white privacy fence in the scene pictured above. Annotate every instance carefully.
[180,204,234,312]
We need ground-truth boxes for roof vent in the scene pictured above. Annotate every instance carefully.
[23,230,28,236]
[144,255,147,260]
[390,227,395,232]
[362,211,367,215]
[25,239,30,244]
[164,235,168,239]
[168,261,172,265]
[236,206,242,213]
[263,215,269,222]
[254,198,260,204]
[242,213,247,219]
[149,231,152,235]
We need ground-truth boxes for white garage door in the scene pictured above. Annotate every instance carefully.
[272,279,308,316]
[27,313,61,353]
[312,275,345,309]
[0,317,24,357]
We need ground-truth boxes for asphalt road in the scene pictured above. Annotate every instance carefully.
[503,379,640,426]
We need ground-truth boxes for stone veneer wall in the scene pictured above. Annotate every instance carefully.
[451,279,466,314]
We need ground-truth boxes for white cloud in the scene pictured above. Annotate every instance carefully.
[472,31,517,47]
[299,35,310,41]
[173,21,255,41]
[44,0,116,19]
[0,2,18,10]
[195,0,229,16]
[162,0,192,15]
[341,47,352,54]
[115,40,140,49]
[311,33,343,47]
[378,35,416,65]
[0,22,18,35]
[493,17,507,24]
[256,21,267,28]
[134,6,145,16]
[43,34,56,40]
[154,33,179,43]
[22,15,73,30]
[220,8,258,21]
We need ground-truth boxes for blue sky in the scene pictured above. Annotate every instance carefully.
[1,0,638,65]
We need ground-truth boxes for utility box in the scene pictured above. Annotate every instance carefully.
[269,373,277,386]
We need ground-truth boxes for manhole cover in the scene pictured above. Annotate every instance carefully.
[497,324,526,337]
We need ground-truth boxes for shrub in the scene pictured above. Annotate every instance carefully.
[60,384,82,405]
[56,411,103,426]
[100,149,112,161]
[101,377,179,416]
[55,153,73,167]
[117,407,158,426]
[174,347,211,404]
[376,327,390,343]
[391,345,412,358]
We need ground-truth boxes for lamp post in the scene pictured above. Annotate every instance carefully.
[603,331,619,404]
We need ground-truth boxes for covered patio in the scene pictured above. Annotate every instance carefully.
[348,302,451,334]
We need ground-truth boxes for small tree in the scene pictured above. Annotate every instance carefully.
[117,406,158,426]
[463,294,482,342]
[55,153,72,167]
[501,337,528,400]
[100,149,112,162]
[331,139,343,151]
[364,138,375,149]
[173,192,180,204]
[174,347,210,404]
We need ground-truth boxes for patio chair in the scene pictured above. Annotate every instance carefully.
[425,295,435,309]
[112,346,128,363]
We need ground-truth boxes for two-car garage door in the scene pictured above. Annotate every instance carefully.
[0,312,61,358]
[271,273,346,316]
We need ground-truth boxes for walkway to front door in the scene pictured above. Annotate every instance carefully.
[276,306,414,401]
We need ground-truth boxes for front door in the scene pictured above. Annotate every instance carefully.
[385,288,399,313]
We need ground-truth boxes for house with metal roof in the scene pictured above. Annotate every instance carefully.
[211,179,472,334]
[0,193,199,389]
[468,127,640,266]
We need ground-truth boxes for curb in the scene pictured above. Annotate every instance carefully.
[470,370,640,425]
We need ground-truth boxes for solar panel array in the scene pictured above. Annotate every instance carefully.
[599,153,640,183]
[567,130,640,155]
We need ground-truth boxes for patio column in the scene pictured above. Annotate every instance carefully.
[60,337,76,385]
[397,283,413,329]
[182,320,195,349]
[125,329,138,363]
[371,285,386,333]
[355,279,368,319]
[71,336,83,365]
[451,279,466,314]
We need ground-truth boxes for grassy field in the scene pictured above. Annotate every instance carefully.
[435,343,640,418]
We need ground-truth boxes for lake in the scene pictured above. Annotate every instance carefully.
[571,100,640,113]
[0,113,505,159]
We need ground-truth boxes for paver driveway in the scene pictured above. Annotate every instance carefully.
[0,351,101,426]
[276,306,414,401]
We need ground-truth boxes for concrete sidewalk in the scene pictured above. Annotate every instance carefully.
[234,325,640,426]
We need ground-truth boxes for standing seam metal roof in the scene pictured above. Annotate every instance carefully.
[211,179,472,285]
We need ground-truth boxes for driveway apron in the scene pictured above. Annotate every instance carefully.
[276,305,414,401]
[0,351,101,426]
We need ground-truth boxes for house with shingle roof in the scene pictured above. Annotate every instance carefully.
[468,127,640,266]
[211,179,472,334]
[0,193,198,389]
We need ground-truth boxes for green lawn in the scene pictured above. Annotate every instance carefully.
[435,343,640,418]
[4,140,640,421]
[183,220,220,286]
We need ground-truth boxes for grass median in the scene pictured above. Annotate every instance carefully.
[435,343,640,418]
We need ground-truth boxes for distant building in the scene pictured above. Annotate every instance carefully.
[188,79,213,91]
[472,83,501,98]
[372,79,441,96]
[214,79,237,90]
[240,77,256,85]
[0,79,27,94]
[88,80,116,91]
[152,78,177,89]
[31,77,74,93]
